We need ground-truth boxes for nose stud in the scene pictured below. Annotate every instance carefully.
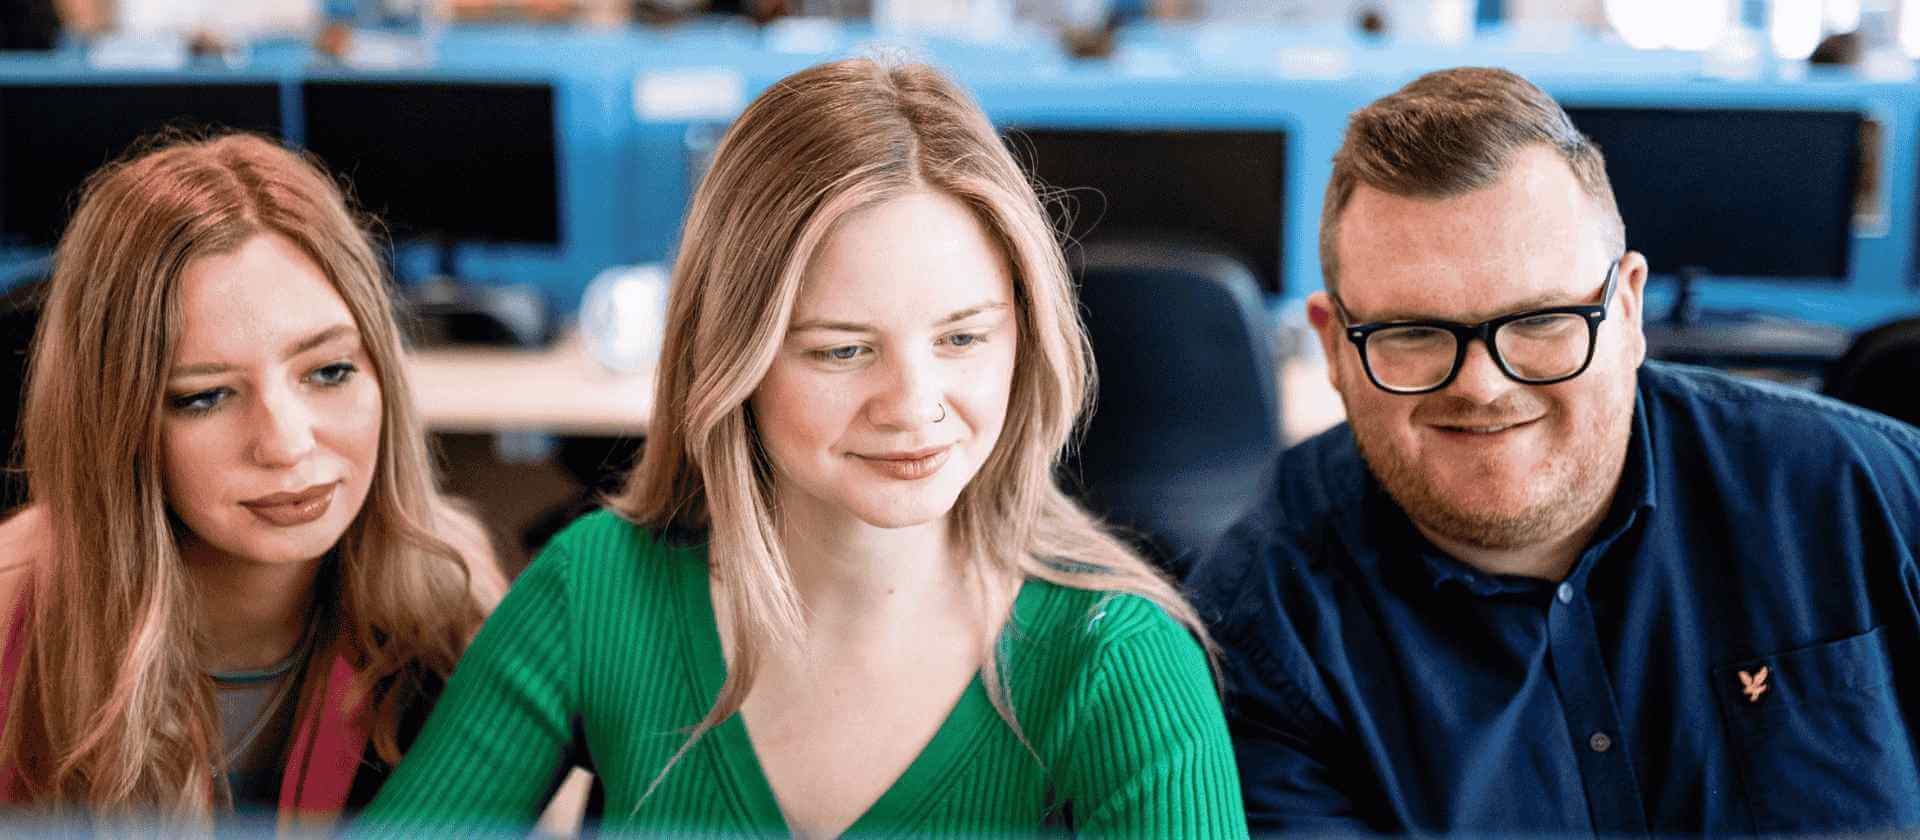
[933,402,947,423]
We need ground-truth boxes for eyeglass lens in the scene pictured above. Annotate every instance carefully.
[1365,313,1591,392]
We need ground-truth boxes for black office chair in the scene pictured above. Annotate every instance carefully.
[1824,315,1920,428]
[1062,243,1281,577]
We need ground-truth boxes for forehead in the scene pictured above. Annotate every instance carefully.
[174,233,356,359]
[1334,145,1610,321]
[794,190,1013,321]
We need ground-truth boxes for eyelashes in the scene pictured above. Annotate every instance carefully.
[164,361,361,418]
[806,331,991,366]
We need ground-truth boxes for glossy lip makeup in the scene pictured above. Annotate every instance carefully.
[854,445,952,480]
[240,482,337,527]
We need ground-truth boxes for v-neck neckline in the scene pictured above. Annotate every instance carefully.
[672,549,1034,836]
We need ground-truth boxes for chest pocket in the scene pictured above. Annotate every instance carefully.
[1713,627,1920,833]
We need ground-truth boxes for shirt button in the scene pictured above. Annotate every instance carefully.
[1589,732,1613,753]
[1556,583,1574,604]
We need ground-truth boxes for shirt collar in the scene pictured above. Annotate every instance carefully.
[1337,372,1662,595]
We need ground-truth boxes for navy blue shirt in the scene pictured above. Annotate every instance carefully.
[1188,361,1920,834]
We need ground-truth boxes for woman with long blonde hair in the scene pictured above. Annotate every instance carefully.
[365,58,1243,836]
[0,133,503,831]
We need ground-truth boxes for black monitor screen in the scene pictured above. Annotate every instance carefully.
[301,81,560,245]
[1564,106,1859,282]
[1010,128,1287,294]
[0,82,284,247]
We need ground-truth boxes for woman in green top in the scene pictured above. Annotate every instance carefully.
[364,58,1245,837]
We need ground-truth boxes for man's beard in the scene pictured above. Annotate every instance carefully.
[1350,392,1634,552]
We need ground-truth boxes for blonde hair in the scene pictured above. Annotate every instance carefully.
[613,58,1216,788]
[4,133,485,820]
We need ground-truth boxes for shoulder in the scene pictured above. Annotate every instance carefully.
[1639,361,1920,487]
[1008,580,1228,751]
[1187,425,1365,594]
[526,508,706,594]
[540,507,696,560]
[1237,425,1370,540]
[1010,578,1206,673]
[0,502,44,555]
[1185,431,1355,653]
[0,505,45,663]
[431,500,509,614]
[0,505,45,603]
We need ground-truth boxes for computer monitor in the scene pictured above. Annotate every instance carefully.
[0,82,284,247]
[1008,128,1288,294]
[1563,106,1861,283]
[300,80,561,248]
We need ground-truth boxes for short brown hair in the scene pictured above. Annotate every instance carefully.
[1319,66,1624,294]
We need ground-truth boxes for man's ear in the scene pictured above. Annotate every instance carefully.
[1307,291,1345,390]
[1617,250,1650,367]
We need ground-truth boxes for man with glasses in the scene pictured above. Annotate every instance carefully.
[1189,67,1920,834]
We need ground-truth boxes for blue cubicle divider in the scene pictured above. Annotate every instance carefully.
[3,20,1919,330]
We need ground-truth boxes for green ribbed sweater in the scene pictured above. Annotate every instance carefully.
[362,511,1245,837]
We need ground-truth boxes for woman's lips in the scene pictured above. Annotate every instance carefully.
[241,482,336,527]
[856,446,952,480]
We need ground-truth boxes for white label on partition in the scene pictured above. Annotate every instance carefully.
[634,68,746,122]
[1273,46,1351,80]
[765,18,842,54]
[86,33,190,70]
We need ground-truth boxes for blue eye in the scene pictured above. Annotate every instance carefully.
[167,388,230,416]
[812,345,869,363]
[944,332,986,349]
[310,362,358,386]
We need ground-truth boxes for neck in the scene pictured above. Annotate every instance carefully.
[182,538,324,673]
[777,513,973,633]
[1418,515,1595,582]
[1416,468,1622,582]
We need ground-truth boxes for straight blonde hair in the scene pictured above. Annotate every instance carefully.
[614,58,1217,790]
[4,133,485,821]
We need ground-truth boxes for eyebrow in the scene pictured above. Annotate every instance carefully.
[1354,291,1580,324]
[788,301,1010,335]
[168,324,359,378]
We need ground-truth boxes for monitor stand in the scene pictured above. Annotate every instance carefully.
[1641,267,1853,387]
[397,239,548,348]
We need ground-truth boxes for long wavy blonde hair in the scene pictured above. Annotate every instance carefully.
[614,58,1216,784]
[3,133,485,821]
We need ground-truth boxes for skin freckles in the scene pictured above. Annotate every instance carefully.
[749,190,1018,537]
[1308,146,1651,575]
[162,233,382,570]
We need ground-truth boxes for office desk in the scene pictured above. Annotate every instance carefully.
[1281,355,1344,444]
[405,329,654,435]
[406,326,1344,445]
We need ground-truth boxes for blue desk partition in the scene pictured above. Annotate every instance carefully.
[3,19,1918,331]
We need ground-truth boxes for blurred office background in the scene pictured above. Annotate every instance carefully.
[3,0,1919,581]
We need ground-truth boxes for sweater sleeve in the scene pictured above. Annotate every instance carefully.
[1061,608,1248,838]
[355,539,580,833]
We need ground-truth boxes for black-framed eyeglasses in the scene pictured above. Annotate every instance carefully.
[1333,257,1623,395]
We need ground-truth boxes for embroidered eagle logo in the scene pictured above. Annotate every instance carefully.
[1739,666,1770,703]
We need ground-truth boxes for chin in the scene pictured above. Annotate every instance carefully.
[841,484,968,530]
[215,518,353,565]
[236,535,345,565]
[848,499,957,530]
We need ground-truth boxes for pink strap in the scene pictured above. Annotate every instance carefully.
[0,592,374,821]
[276,652,370,834]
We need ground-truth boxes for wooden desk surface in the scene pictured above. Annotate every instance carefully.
[406,329,655,436]
[1281,353,1345,445]
[406,329,1346,444]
